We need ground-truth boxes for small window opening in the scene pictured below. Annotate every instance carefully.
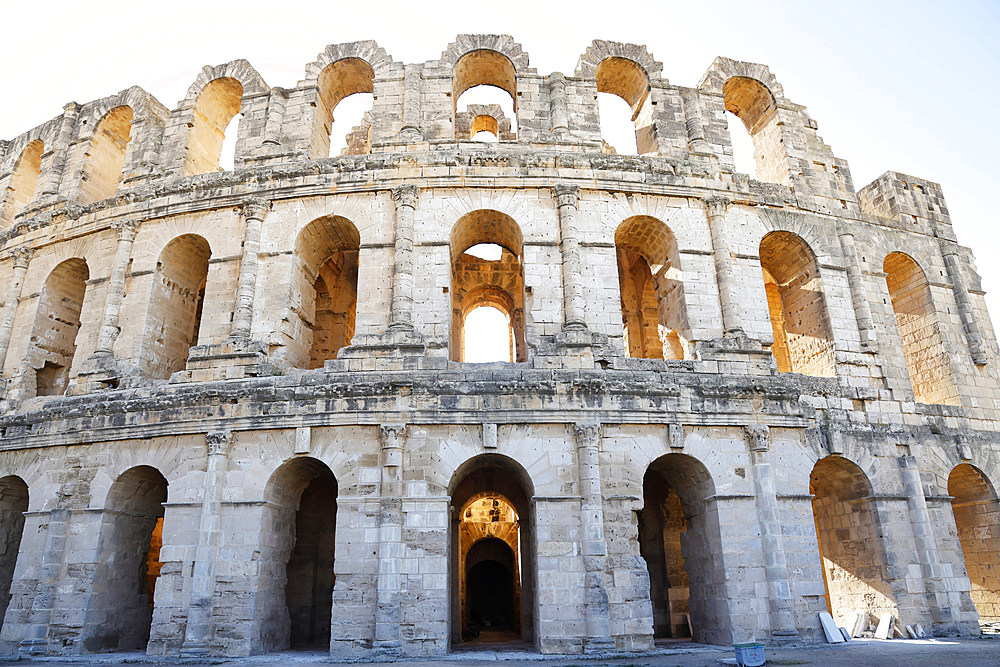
[597,92,637,155]
[464,306,513,363]
[218,113,240,171]
[329,92,374,156]
[726,110,757,179]
[457,85,516,139]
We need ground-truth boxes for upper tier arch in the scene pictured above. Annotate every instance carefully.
[301,40,397,86]
[574,40,664,84]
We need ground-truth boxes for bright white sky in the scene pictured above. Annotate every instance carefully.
[2,0,998,332]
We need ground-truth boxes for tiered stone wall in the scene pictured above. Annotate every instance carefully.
[0,34,996,659]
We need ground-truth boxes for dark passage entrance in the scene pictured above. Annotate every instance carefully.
[466,538,516,634]
[285,467,338,648]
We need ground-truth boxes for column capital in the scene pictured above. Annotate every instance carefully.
[392,184,419,209]
[111,218,139,242]
[744,423,770,452]
[573,422,602,448]
[704,196,731,216]
[554,184,580,208]
[206,429,234,456]
[379,423,408,449]
[4,246,33,269]
[240,198,270,221]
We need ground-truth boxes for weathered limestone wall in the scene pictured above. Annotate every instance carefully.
[0,34,996,660]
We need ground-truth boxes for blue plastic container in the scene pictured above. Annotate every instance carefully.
[733,642,765,667]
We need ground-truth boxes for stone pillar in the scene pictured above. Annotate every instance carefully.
[39,102,80,198]
[898,454,953,631]
[399,64,423,141]
[838,232,878,351]
[93,219,139,357]
[549,73,569,135]
[0,247,32,374]
[374,423,406,654]
[939,243,987,365]
[229,198,269,340]
[705,197,743,334]
[389,186,417,331]
[555,185,588,330]
[745,424,799,640]
[262,88,288,146]
[573,423,614,651]
[180,429,233,655]
[682,92,711,155]
[18,507,70,655]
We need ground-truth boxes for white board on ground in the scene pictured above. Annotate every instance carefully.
[840,626,852,641]
[853,611,868,637]
[819,612,846,643]
[844,611,859,638]
[875,612,894,639]
[915,623,926,638]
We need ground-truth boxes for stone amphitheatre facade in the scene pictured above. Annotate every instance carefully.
[0,34,996,658]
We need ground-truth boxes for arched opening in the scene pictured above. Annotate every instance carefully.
[140,234,211,379]
[948,464,1000,623]
[450,454,534,647]
[79,105,132,203]
[182,77,243,176]
[314,58,376,158]
[595,57,653,155]
[810,456,897,627]
[759,231,835,376]
[293,216,359,369]
[85,465,167,652]
[1,140,44,226]
[30,258,90,397]
[453,50,518,139]
[256,457,338,653]
[638,453,721,642]
[884,252,958,405]
[469,114,501,142]
[615,215,688,360]
[0,476,28,633]
[451,213,526,363]
[722,76,785,184]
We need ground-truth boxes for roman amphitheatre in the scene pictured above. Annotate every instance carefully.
[0,34,995,658]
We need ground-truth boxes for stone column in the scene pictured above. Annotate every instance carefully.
[573,423,614,651]
[745,424,799,639]
[705,197,743,334]
[939,243,987,365]
[399,64,423,141]
[39,102,80,198]
[374,423,406,654]
[682,92,711,155]
[0,247,32,373]
[229,198,269,340]
[389,186,418,331]
[262,88,288,146]
[180,429,233,656]
[549,73,569,135]
[18,507,70,655]
[838,232,878,351]
[555,185,588,330]
[898,454,953,631]
[93,219,139,357]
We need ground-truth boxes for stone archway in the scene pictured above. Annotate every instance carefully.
[449,454,534,647]
[638,453,722,642]
[948,464,1000,623]
[255,457,339,653]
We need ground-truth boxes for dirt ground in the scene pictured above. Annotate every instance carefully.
[1,636,998,667]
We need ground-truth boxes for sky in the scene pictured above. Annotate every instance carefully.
[1,0,998,342]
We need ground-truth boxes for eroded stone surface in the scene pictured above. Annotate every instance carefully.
[0,35,997,659]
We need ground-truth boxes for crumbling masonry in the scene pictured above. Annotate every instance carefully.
[0,35,996,658]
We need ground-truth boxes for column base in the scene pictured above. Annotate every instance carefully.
[18,638,48,656]
[172,339,278,383]
[582,636,616,654]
